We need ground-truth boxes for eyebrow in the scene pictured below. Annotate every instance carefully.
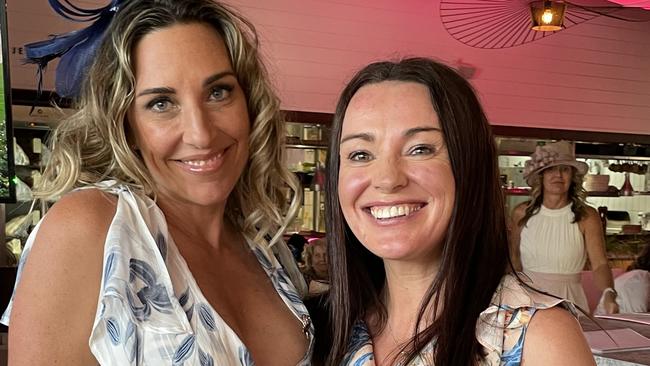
[136,87,174,98]
[340,133,374,144]
[404,126,441,137]
[340,126,440,144]
[136,71,237,98]
[203,71,236,87]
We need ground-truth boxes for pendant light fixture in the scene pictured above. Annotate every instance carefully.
[530,0,567,31]
[440,0,650,49]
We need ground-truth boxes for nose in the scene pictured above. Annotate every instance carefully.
[182,103,214,149]
[372,156,408,193]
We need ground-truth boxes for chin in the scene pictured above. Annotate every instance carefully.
[362,235,442,263]
[366,243,418,261]
[180,189,231,207]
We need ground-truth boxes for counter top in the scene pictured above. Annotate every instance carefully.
[581,317,650,366]
[607,232,650,237]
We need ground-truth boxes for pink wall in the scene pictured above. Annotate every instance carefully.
[6,0,650,135]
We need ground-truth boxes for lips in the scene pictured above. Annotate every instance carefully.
[175,148,229,173]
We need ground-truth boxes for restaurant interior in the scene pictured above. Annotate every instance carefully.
[0,0,648,364]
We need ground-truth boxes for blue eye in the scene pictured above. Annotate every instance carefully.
[209,84,234,101]
[348,151,373,162]
[146,97,172,112]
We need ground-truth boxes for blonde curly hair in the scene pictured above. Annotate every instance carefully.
[37,0,301,273]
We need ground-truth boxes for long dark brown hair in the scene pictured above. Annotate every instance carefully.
[322,57,510,365]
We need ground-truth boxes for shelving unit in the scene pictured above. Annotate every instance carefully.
[1,109,56,269]
[286,143,328,150]
[283,121,330,235]
[496,137,650,269]
[503,188,624,198]
[587,191,621,197]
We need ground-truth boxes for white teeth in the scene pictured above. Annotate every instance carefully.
[186,160,206,166]
[182,154,221,166]
[370,204,422,219]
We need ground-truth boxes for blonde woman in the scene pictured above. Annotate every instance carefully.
[510,141,618,315]
[2,0,312,365]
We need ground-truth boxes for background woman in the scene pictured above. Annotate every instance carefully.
[510,141,619,314]
[302,238,330,295]
[2,0,312,364]
[320,58,595,366]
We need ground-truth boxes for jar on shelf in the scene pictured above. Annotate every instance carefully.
[302,125,322,143]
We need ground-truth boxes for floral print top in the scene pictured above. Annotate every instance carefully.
[342,275,576,366]
[1,183,314,365]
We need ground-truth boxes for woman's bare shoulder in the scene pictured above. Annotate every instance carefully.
[522,307,595,366]
[579,205,602,231]
[511,201,530,222]
[27,188,118,259]
[17,186,119,288]
[8,188,118,364]
[46,188,118,226]
[581,205,600,220]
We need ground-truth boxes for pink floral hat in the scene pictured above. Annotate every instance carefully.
[523,141,588,185]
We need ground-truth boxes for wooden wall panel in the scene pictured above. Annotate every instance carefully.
[5,0,650,134]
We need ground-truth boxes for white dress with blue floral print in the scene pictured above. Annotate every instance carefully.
[1,183,313,365]
[342,275,577,366]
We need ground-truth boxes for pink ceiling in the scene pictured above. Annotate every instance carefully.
[572,0,650,8]
[606,0,650,9]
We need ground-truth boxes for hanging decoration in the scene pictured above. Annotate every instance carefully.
[24,0,125,98]
[440,0,650,49]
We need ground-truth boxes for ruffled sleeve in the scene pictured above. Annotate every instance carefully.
[476,274,578,365]
[88,187,194,365]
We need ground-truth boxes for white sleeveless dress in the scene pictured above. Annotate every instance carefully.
[1,182,313,365]
[520,203,589,311]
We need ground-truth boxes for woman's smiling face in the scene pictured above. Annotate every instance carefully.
[127,22,250,208]
[338,81,455,264]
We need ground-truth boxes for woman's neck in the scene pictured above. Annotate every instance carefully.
[542,193,570,209]
[381,259,439,338]
[368,259,439,365]
[157,195,230,249]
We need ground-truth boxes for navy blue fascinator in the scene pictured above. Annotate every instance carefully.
[25,0,125,98]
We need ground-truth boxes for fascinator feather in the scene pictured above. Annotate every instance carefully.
[24,0,124,98]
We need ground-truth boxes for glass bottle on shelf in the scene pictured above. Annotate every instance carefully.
[620,172,634,196]
[312,162,326,233]
[302,187,314,232]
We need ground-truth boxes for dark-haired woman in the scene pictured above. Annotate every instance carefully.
[318,58,595,365]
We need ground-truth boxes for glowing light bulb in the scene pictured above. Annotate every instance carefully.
[541,9,554,24]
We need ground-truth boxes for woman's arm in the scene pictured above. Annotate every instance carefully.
[8,189,116,365]
[522,307,595,365]
[508,204,526,272]
[582,207,619,314]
